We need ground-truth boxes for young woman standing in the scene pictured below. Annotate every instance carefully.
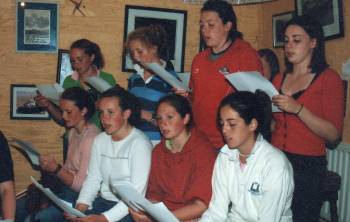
[176,0,263,149]
[126,25,179,145]
[272,16,344,222]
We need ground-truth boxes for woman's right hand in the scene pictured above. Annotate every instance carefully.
[129,208,153,222]
[34,93,51,109]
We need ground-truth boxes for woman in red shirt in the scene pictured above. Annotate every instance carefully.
[175,0,262,149]
[130,94,216,222]
[272,15,344,222]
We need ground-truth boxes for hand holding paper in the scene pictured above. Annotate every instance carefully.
[30,176,86,218]
[220,71,280,112]
[144,62,190,92]
[36,83,64,106]
[110,182,179,222]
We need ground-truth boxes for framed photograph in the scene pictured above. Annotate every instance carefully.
[122,5,187,72]
[10,84,50,120]
[16,1,58,53]
[56,49,73,86]
[295,0,344,40]
[272,11,294,48]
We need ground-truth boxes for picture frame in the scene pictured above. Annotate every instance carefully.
[10,84,50,120]
[295,0,344,40]
[16,0,58,53]
[122,5,187,73]
[272,11,294,48]
[56,49,72,86]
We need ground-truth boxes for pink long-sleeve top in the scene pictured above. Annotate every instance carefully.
[63,123,100,192]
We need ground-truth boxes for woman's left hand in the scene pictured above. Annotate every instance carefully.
[272,94,301,114]
[65,214,108,222]
[39,155,58,173]
[129,208,153,222]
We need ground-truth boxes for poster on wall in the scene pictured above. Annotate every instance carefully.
[10,84,50,120]
[295,0,344,40]
[122,5,187,73]
[16,0,58,53]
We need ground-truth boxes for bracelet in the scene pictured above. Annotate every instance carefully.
[295,104,304,115]
[52,164,62,175]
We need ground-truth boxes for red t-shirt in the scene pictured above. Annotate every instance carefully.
[190,38,263,148]
[146,128,217,211]
[272,68,344,156]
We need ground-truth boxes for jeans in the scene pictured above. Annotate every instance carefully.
[24,186,79,222]
[85,196,134,222]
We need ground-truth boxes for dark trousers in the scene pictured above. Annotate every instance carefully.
[284,151,327,222]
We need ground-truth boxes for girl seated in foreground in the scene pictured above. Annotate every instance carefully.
[18,87,100,222]
[130,94,217,222]
[199,91,294,222]
[67,86,152,222]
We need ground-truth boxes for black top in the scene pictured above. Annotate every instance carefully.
[0,131,14,183]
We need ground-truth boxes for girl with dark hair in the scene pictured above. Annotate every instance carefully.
[35,38,116,128]
[271,15,344,222]
[130,94,216,222]
[176,0,263,149]
[200,91,294,222]
[126,25,179,145]
[258,48,280,81]
[24,87,100,222]
[68,87,152,222]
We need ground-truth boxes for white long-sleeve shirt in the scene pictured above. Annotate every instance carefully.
[76,128,152,222]
[200,135,294,222]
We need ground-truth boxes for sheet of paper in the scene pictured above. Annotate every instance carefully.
[30,176,86,218]
[145,62,190,92]
[85,76,113,93]
[36,83,64,106]
[110,182,179,222]
[222,71,280,112]
[9,138,40,167]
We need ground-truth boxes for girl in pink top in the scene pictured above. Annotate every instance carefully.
[27,87,100,222]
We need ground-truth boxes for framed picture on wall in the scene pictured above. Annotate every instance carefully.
[122,5,187,72]
[56,49,73,86]
[295,0,344,40]
[10,84,50,120]
[16,1,58,53]
[272,11,294,48]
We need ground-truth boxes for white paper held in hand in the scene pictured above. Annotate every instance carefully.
[30,176,86,218]
[36,83,64,106]
[8,138,40,167]
[110,182,179,222]
[85,76,113,93]
[220,71,281,112]
[144,62,190,92]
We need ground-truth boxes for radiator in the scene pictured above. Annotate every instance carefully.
[321,144,350,222]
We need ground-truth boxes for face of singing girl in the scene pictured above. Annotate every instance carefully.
[156,102,190,141]
[60,99,87,130]
[70,48,95,75]
[284,24,316,66]
[219,105,257,151]
[98,97,131,140]
[200,11,232,53]
[128,39,158,65]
